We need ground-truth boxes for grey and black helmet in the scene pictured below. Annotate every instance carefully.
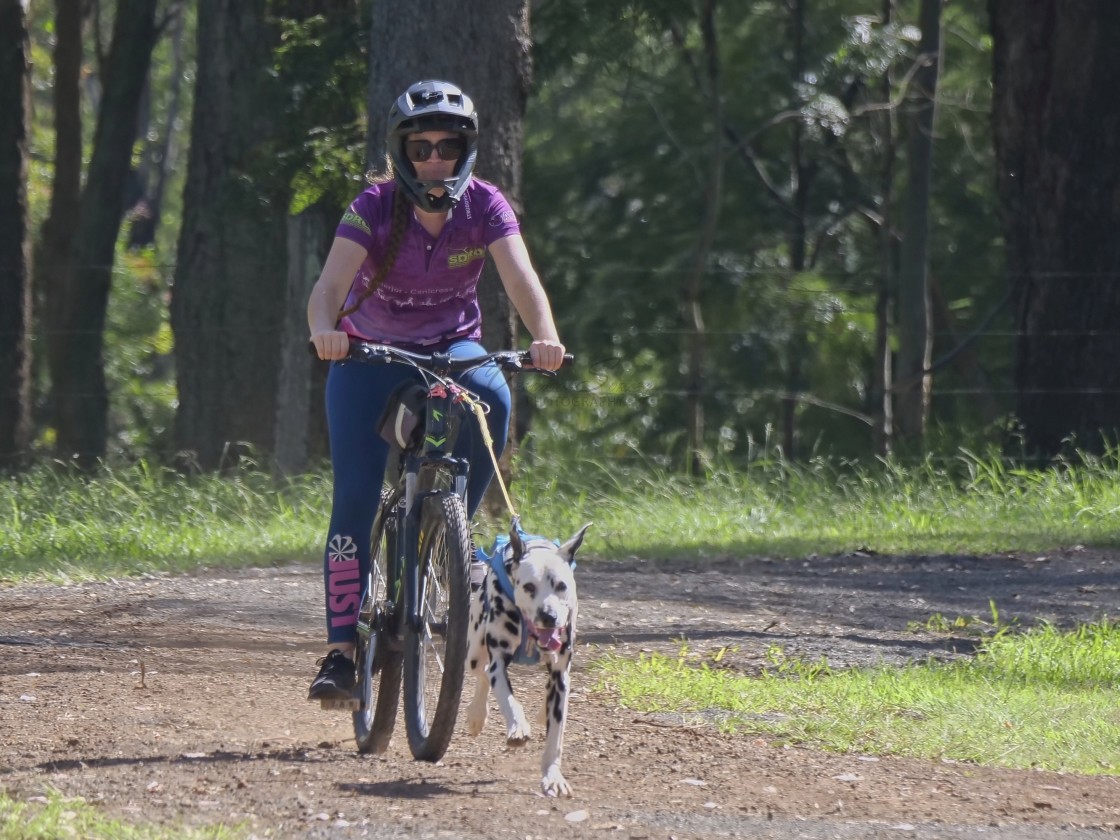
[387,80,479,212]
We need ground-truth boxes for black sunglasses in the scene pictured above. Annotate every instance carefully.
[404,138,466,163]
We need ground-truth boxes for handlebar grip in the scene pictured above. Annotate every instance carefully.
[307,339,382,362]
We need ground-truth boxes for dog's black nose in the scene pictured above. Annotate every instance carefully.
[535,608,558,629]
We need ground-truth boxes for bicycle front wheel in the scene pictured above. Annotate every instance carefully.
[402,491,471,762]
[353,490,403,754]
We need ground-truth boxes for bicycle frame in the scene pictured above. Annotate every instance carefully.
[399,370,470,635]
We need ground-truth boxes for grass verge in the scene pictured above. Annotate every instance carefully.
[0,790,240,840]
[7,450,1120,582]
[594,621,1120,775]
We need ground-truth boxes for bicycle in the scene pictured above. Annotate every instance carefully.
[320,339,569,762]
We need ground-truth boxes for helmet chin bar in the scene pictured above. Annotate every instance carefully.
[407,178,458,212]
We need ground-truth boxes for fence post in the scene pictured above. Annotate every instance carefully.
[274,209,326,476]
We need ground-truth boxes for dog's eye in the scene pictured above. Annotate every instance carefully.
[554,582,567,593]
[523,583,537,597]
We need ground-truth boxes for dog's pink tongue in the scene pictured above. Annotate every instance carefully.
[536,627,563,651]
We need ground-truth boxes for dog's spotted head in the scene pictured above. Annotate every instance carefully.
[508,518,591,652]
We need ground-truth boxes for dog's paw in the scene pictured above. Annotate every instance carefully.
[464,703,487,737]
[506,718,532,747]
[541,768,572,797]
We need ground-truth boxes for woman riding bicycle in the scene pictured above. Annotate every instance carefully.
[306,79,565,703]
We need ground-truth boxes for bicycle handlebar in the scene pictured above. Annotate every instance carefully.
[307,339,573,375]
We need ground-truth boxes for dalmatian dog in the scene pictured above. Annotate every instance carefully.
[465,517,591,797]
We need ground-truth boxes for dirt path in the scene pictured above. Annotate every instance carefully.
[2,547,1119,839]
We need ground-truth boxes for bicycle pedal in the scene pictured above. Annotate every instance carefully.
[320,697,360,711]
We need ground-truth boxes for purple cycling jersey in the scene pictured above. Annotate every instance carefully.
[334,178,520,346]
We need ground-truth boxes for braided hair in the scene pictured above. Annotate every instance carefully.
[336,165,411,321]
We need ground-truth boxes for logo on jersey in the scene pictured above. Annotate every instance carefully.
[448,247,486,269]
[341,211,371,235]
[489,209,517,228]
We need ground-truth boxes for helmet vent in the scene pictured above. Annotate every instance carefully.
[413,89,443,106]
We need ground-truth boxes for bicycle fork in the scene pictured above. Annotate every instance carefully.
[401,453,469,636]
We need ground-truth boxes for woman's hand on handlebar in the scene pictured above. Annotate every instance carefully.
[310,330,351,361]
[528,339,566,372]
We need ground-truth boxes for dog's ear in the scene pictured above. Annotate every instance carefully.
[508,515,526,562]
[559,523,592,566]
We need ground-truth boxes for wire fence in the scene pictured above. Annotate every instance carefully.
[6,265,1120,464]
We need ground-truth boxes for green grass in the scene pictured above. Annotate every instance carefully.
[6,449,1120,582]
[0,462,328,581]
[595,621,1120,775]
[0,790,240,840]
[519,447,1120,558]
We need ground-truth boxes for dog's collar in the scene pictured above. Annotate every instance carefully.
[481,536,559,604]
[483,555,549,663]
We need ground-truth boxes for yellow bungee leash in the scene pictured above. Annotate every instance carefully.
[460,391,518,519]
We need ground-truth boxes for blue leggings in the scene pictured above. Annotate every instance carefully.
[321,340,510,644]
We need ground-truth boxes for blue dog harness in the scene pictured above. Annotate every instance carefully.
[474,529,563,666]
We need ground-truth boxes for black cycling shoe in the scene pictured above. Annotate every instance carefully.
[307,649,356,701]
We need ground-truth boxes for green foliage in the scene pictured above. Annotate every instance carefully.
[23,3,370,463]
[102,248,177,456]
[25,4,64,234]
[525,0,1003,465]
[272,10,370,215]
[21,1,1004,467]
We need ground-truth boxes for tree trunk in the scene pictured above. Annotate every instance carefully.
[895,0,943,443]
[128,6,187,250]
[49,0,159,467]
[368,1,531,512]
[171,0,289,470]
[0,0,33,469]
[990,1,1120,457]
[37,0,83,453]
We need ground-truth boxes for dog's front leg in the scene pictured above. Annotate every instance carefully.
[540,654,573,797]
[488,648,531,746]
[464,589,491,737]
[464,650,490,736]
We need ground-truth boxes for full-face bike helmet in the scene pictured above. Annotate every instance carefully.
[387,80,479,212]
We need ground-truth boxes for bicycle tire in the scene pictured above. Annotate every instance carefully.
[402,491,471,762]
[353,490,403,754]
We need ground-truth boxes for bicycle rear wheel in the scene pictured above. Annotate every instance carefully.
[353,490,403,754]
[402,491,471,761]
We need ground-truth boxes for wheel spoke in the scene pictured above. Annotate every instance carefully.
[404,492,469,761]
[422,620,445,675]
